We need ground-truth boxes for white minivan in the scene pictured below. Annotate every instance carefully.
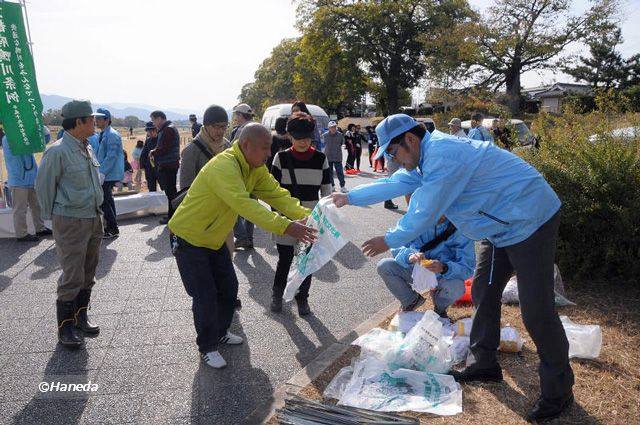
[261,103,330,133]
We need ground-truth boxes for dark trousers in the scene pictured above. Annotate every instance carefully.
[144,166,157,192]
[273,244,311,301]
[101,181,118,232]
[157,167,178,218]
[174,237,239,353]
[328,161,346,188]
[354,146,362,169]
[470,211,574,399]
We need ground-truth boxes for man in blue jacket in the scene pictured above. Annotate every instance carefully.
[331,114,574,423]
[467,113,494,143]
[94,108,124,238]
[377,216,474,317]
[2,131,52,241]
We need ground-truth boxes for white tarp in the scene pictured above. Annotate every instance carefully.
[0,192,167,238]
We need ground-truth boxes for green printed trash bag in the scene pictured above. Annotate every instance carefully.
[338,357,462,415]
[284,198,352,301]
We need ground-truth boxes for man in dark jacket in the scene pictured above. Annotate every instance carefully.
[140,121,158,192]
[150,110,180,224]
[189,114,202,138]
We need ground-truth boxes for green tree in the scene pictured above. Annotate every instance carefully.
[294,25,368,118]
[468,0,617,115]
[564,25,627,89]
[299,0,471,115]
[237,38,300,116]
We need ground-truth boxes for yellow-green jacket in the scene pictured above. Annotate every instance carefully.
[168,143,311,250]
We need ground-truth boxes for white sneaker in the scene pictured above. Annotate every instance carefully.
[219,331,243,345]
[340,186,348,193]
[200,351,226,369]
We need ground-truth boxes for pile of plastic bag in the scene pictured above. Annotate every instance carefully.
[502,265,575,307]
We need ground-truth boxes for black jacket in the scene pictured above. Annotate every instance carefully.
[140,136,158,169]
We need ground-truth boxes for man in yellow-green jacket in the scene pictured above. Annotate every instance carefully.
[168,123,317,369]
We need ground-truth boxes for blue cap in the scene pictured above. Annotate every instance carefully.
[374,114,419,160]
[94,108,111,120]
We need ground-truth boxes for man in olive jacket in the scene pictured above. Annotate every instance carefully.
[168,123,317,369]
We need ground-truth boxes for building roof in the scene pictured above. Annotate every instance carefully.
[523,83,593,99]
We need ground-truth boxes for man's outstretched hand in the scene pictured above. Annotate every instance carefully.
[285,220,318,244]
[362,236,389,257]
[331,192,349,208]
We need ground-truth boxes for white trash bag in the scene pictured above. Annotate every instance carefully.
[455,317,473,337]
[283,198,352,301]
[338,357,463,416]
[502,266,576,307]
[499,326,524,353]
[389,311,424,334]
[352,328,404,362]
[390,310,455,374]
[411,263,438,292]
[560,316,602,359]
[323,365,354,400]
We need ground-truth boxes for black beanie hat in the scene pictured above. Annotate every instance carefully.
[202,105,229,125]
[286,112,316,140]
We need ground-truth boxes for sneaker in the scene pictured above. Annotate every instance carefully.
[102,231,119,239]
[219,331,243,345]
[36,228,53,237]
[297,299,311,316]
[401,294,426,312]
[234,240,254,251]
[526,393,574,423]
[384,200,399,210]
[270,297,283,313]
[16,234,39,242]
[450,364,503,383]
[200,351,227,369]
[340,186,348,193]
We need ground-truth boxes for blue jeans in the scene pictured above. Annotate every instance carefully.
[233,217,254,243]
[328,161,346,188]
[376,258,465,314]
[174,237,239,353]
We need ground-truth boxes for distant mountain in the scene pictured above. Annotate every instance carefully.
[40,94,193,121]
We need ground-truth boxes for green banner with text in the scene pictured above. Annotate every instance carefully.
[0,1,45,155]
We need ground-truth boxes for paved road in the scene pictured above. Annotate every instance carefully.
[0,171,407,424]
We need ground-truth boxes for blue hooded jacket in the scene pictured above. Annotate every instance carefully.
[392,218,475,282]
[348,130,561,249]
[467,126,494,144]
[2,135,38,188]
[96,125,124,181]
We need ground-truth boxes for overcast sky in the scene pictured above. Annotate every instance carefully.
[25,0,640,112]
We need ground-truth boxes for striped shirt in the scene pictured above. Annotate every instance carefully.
[271,148,332,207]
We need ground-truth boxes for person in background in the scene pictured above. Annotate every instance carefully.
[322,121,347,193]
[353,124,364,170]
[87,132,100,153]
[150,110,180,224]
[140,121,158,192]
[448,118,466,138]
[267,116,291,171]
[131,140,143,190]
[129,126,133,138]
[2,129,53,241]
[189,114,202,138]
[376,216,474,316]
[344,123,356,170]
[384,155,400,210]
[365,125,378,168]
[291,101,322,150]
[492,119,513,151]
[168,123,317,369]
[270,113,332,315]
[94,108,124,238]
[467,113,494,143]
[230,103,254,141]
[230,103,256,249]
[116,150,134,192]
[35,100,104,348]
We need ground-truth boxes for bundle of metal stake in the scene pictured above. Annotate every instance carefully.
[276,394,419,425]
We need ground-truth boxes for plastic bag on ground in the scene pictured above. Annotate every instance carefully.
[411,263,438,292]
[499,326,524,353]
[449,336,470,364]
[455,317,473,337]
[323,365,353,400]
[283,197,352,301]
[560,316,602,359]
[390,310,455,373]
[389,311,424,333]
[501,265,576,307]
[352,328,404,362]
[338,357,462,416]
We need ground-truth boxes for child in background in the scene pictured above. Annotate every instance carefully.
[116,150,134,192]
[132,140,143,190]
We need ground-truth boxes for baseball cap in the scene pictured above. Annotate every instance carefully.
[232,103,254,116]
[61,100,95,120]
[328,121,337,127]
[94,108,111,120]
[373,114,419,160]
[448,118,461,126]
[144,121,155,131]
